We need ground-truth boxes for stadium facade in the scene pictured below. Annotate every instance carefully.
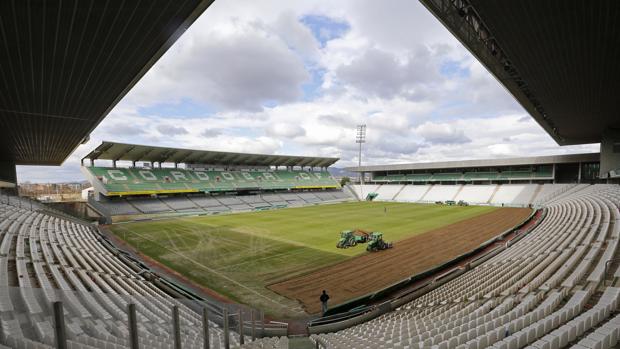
[80,141,346,222]
[347,153,609,185]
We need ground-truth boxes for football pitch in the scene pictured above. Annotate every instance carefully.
[108,201,501,317]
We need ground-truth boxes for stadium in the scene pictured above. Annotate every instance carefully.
[1,1,620,349]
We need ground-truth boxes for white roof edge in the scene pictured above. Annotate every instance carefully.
[346,152,600,172]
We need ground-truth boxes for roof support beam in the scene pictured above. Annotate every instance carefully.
[419,0,567,144]
[82,141,339,168]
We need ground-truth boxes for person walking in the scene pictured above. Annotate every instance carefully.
[320,290,330,316]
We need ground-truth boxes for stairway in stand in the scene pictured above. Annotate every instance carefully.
[288,336,315,349]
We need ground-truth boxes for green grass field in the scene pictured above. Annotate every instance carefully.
[108,201,498,317]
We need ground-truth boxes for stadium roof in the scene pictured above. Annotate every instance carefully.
[347,153,600,172]
[419,0,620,145]
[0,0,214,165]
[83,141,339,168]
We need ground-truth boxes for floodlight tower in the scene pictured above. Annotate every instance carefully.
[356,124,367,198]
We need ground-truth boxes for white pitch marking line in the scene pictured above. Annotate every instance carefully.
[117,226,289,309]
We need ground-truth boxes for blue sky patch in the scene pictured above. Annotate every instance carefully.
[302,67,326,101]
[301,15,350,47]
[440,60,469,78]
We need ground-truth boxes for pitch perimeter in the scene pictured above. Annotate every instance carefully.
[107,201,524,318]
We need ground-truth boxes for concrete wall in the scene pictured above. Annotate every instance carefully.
[600,129,620,178]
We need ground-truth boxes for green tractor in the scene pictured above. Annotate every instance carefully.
[337,230,370,248]
[366,232,393,252]
[337,230,357,248]
[353,230,370,243]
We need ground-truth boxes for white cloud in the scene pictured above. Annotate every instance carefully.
[157,124,188,136]
[335,46,441,99]
[415,122,470,144]
[266,123,306,138]
[15,0,600,183]
[273,11,320,58]
[202,128,222,138]
[124,19,311,111]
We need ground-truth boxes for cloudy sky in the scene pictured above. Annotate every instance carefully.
[17,0,598,183]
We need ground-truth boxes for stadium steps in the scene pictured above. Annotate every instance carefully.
[584,289,605,309]
[344,185,361,201]
[548,184,591,205]
[287,336,315,349]
[451,184,465,201]
[373,184,405,201]
[528,184,543,206]
[570,312,620,349]
[374,184,384,200]
[392,184,407,201]
[418,184,434,201]
[533,184,573,205]
[0,198,254,348]
[159,198,179,212]
[303,185,620,349]
[124,198,143,213]
[487,184,502,204]
[186,195,210,208]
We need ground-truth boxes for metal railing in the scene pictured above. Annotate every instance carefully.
[0,286,272,349]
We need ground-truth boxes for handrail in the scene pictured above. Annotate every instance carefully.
[308,306,374,327]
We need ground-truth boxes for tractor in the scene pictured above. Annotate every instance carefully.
[366,232,393,252]
[352,229,370,243]
[337,231,357,248]
[337,229,370,248]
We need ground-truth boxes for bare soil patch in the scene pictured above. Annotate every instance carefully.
[268,207,531,314]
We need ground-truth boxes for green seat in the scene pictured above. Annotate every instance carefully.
[406,174,432,182]
[431,173,463,181]
[533,167,553,177]
[498,171,532,179]
[86,167,340,194]
[103,183,128,192]
[159,182,189,190]
[463,172,499,180]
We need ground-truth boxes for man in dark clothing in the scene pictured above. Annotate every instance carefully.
[320,290,330,316]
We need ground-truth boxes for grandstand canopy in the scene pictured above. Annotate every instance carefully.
[83,141,339,168]
[0,0,214,166]
[347,153,599,172]
[420,0,620,146]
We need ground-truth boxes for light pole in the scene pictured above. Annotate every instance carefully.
[356,125,366,200]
